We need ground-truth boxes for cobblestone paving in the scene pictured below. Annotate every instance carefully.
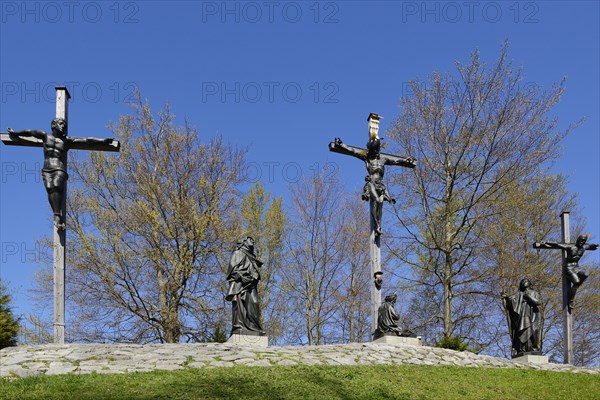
[1,342,598,378]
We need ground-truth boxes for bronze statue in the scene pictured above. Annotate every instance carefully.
[534,234,598,309]
[373,293,415,340]
[502,278,542,357]
[7,118,114,229]
[331,131,415,236]
[225,236,265,336]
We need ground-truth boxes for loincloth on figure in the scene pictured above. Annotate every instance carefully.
[361,176,394,203]
[565,262,582,275]
[41,168,69,186]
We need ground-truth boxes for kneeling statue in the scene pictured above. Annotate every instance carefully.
[373,293,416,340]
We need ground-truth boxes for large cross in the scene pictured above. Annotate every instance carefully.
[533,211,598,364]
[1,86,120,344]
[329,113,416,336]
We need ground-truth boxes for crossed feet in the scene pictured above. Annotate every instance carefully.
[54,215,66,231]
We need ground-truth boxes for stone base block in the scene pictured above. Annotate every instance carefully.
[226,334,269,347]
[373,336,422,346]
[511,354,548,364]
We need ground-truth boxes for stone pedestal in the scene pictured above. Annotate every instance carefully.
[226,334,269,347]
[373,335,422,346]
[511,354,548,364]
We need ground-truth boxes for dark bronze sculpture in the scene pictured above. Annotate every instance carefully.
[534,234,598,309]
[225,236,265,336]
[373,271,383,290]
[502,278,542,357]
[7,119,115,229]
[373,293,415,340]
[328,113,416,333]
[329,113,415,236]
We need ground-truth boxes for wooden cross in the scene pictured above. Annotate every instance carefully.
[329,113,415,336]
[1,86,120,344]
[533,212,598,364]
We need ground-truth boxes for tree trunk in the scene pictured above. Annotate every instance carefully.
[305,267,314,345]
[348,269,356,342]
[157,268,180,343]
[443,166,454,339]
[443,251,453,338]
[164,308,180,343]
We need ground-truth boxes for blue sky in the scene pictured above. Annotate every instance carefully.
[1,1,599,320]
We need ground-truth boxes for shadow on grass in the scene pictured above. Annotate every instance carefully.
[1,364,599,400]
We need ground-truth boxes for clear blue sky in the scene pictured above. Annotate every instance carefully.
[1,1,599,320]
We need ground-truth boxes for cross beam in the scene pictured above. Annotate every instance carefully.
[1,134,120,151]
[1,86,120,344]
[328,142,416,168]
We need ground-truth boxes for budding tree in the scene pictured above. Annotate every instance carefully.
[39,96,247,343]
[387,43,580,346]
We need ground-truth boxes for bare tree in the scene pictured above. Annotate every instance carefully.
[387,43,580,346]
[282,170,349,345]
[333,194,371,343]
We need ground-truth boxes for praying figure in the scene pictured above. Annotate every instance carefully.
[373,293,415,340]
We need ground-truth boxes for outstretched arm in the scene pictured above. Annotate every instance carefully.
[533,241,568,250]
[383,154,416,168]
[67,136,120,152]
[69,137,115,145]
[584,243,599,251]
[328,137,366,160]
[7,127,47,140]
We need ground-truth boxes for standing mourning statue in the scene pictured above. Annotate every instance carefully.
[534,234,598,310]
[502,278,542,357]
[225,236,265,336]
[7,119,115,229]
[373,293,416,340]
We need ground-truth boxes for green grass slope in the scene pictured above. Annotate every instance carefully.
[1,364,598,400]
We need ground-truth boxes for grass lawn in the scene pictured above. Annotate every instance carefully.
[1,364,598,400]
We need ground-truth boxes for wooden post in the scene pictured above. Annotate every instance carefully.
[370,203,381,334]
[560,211,572,364]
[53,86,70,344]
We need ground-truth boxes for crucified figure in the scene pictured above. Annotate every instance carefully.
[534,234,598,310]
[8,118,113,229]
[333,136,414,235]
